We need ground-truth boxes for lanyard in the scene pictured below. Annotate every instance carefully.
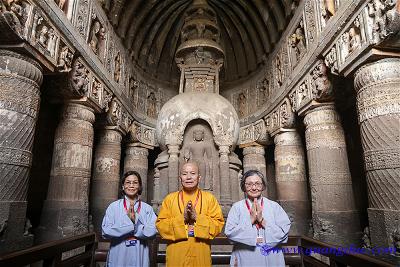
[245,197,264,229]
[178,189,202,215]
[123,198,141,215]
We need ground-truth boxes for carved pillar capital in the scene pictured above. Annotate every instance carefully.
[242,145,265,156]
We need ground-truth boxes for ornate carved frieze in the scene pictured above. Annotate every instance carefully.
[256,73,271,107]
[69,58,90,97]
[128,121,157,147]
[317,0,338,29]
[87,11,106,61]
[304,0,317,44]
[106,97,121,127]
[264,98,296,137]
[73,0,90,38]
[367,0,397,44]
[0,0,32,41]
[238,119,269,146]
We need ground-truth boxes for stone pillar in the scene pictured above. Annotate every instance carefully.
[219,145,231,215]
[304,104,360,245]
[243,145,267,192]
[124,144,149,202]
[167,145,180,193]
[0,50,42,253]
[36,102,95,243]
[274,130,310,235]
[90,128,122,235]
[354,58,400,247]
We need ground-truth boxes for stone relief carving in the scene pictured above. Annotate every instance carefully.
[57,44,74,72]
[238,92,247,118]
[55,0,66,11]
[114,51,121,83]
[102,88,113,111]
[324,45,338,73]
[31,12,59,59]
[180,123,218,190]
[146,91,157,118]
[75,0,89,37]
[0,0,28,37]
[257,77,269,106]
[239,119,268,145]
[289,20,307,67]
[280,99,295,128]
[129,76,138,107]
[90,77,102,105]
[320,0,336,27]
[70,59,89,97]
[88,15,105,57]
[340,16,363,60]
[311,60,333,102]
[106,97,121,126]
[368,0,396,43]
[361,226,372,249]
[275,52,284,86]
[304,0,316,44]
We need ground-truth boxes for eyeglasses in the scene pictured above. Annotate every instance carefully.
[124,181,139,186]
[245,182,263,188]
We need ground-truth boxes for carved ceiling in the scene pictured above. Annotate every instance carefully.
[101,0,297,85]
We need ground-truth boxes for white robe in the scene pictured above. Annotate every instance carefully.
[102,197,157,267]
[225,197,291,267]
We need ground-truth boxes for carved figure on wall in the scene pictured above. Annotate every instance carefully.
[182,128,214,190]
[129,77,138,105]
[368,0,396,43]
[89,20,104,54]
[194,77,206,92]
[107,98,121,126]
[147,91,157,118]
[31,13,43,43]
[312,61,333,102]
[348,27,361,54]
[91,78,101,102]
[298,82,308,105]
[114,52,121,83]
[71,61,89,96]
[47,28,57,57]
[257,78,269,106]
[238,92,247,117]
[58,46,73,72]
[275,54,284,86]
[0,0,24,34]
[56,0,66,10]
[38,25,48,46]
[289,24,306,66]
[193,48,204,64]
[321,0,336,24]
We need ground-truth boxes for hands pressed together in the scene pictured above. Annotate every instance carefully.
[128,202,135,223]
[184,200,197,225]
[249,200,265,228]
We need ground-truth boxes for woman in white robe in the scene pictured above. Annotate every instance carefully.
[225,170,291,266]
[102,171,157,267]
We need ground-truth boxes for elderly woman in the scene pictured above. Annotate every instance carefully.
[102,171,157,267]
[225,170,291,266]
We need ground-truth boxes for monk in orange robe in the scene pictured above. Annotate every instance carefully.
[156,162,224,266]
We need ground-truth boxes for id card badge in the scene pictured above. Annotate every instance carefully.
[188,225,195,237]
[125,237,137,247]
[256,235,264,245]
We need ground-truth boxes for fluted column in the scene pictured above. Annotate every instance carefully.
[124,145,149,201]
[36,102,95,243]
[0,50,42,253]
[90,128,122,235]
[219,145,231,215]
[274,130,310,235]
[304,104,360,245]
[354,58,400,247]
[167,145,180,193]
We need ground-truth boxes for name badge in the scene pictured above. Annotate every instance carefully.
[256,236,264,245]
[125,237,137,247]
[188,225,195,237]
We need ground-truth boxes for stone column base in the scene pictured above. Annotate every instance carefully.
[368,208,400,247]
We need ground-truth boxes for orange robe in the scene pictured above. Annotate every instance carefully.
[156,189,224,266]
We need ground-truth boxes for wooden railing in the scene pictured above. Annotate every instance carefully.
[0,233,96,267]
[96,235,399,267]
[1,233,398,267]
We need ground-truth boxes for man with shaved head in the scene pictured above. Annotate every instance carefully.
[156,161,224,266]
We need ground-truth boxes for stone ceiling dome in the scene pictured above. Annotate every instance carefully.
[156,92,239,150]
[102,0,295,86]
